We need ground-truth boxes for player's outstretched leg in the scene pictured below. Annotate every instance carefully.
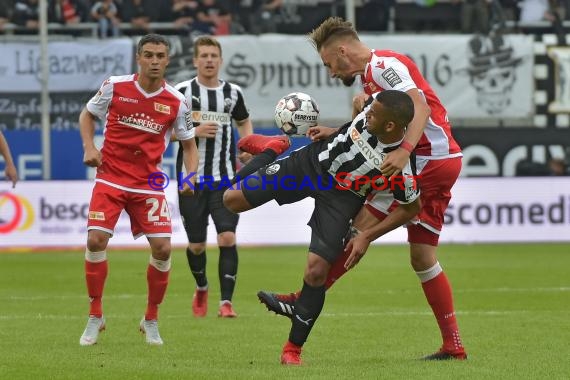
[258,247,351,318]
[237,134,290,156]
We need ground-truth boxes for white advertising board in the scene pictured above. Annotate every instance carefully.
[1,177,569,250]
[0,39,133,92]
[216,34,534,122]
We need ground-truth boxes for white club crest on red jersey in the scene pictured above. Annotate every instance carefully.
[154,102,171,114]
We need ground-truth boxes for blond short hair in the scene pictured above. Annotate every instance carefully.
[308,17,359,51]
[193,36,222,58]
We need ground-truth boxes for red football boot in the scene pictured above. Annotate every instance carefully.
[423,347,467,360]
[237,134,291,156]
[280,341,302,365]
[218,301,238,318]
[192,288,208,317]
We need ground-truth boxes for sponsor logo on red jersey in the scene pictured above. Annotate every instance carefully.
[118,113,165,134]
[381,68,402,88]
[119,97,139,104]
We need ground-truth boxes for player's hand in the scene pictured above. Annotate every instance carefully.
[196,123,219,138]
[306,125,335,141]
[179,182,195,196]
[380,148,410,179]
[238,150,253,164]
[4,163,18,188]
[352,92,369,114]
[83,147,102,167]
[343,233,371,270]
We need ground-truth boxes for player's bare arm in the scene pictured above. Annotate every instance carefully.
[79,107,102,167]
[236,117,254,164]
[381,88,430,179]
[306,125,337,141]
[344,197,421,270]
[0,131,18,188]
[179,137,198,196]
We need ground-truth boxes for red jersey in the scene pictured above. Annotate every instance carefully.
[362,50,462,159]
[86,74,195,192]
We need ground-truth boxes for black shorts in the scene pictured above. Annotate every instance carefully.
[178,186,239,243]
[241,143,364,262]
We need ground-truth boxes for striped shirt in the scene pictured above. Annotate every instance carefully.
[175,78,249,183]
[318,111,419,203]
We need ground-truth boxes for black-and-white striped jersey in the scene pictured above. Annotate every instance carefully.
[175,78,249,183]
[318,111,420,203]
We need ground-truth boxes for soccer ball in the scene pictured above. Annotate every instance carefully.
[274,92,320,136]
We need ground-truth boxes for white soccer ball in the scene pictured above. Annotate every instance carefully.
[274,92,320,136]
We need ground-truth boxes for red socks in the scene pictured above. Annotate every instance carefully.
[145,259,171,321]
[85,250,108,318]
[325,248,351,290]
[420,270,464,353]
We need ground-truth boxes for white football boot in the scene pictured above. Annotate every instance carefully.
[79,316,106,346]
[139,318,163,345]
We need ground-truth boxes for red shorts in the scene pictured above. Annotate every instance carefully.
[87,182,172,239]
[366,156,462,246]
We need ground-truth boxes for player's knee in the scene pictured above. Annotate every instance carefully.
[87,231,109,251]
[222,189,238,212]
[188,242,206,254]
[217,231,236,246]
[303,255,329,286]
[151,241,171,261]
[223,189,249,213]
[409,245,437,271]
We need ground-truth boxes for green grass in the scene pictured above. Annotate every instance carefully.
[1,244,569,379]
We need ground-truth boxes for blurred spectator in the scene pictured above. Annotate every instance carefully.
[195,0,232,35]
[498,0,520,21]
[516,158,568,176]
[248,0,283,34]
[172,0,199,34]
[13,0,40,29]
[74,0,91,21]
[0,0,14,31]
[121,0,152,34]
[356,0,394,32]
[49,0,82,25]
[91,0,121,38]
[515,161,551,176]
[457,0,490,34]
[548,158,568,175]
[518,0,553,22]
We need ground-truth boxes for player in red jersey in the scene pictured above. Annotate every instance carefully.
[259,17,466,361]
[78,34,198,346]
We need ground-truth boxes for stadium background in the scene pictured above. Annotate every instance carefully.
[0,2,569,378]
[1,29,569,247]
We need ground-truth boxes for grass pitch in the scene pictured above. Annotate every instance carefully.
[1,243,569,379]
